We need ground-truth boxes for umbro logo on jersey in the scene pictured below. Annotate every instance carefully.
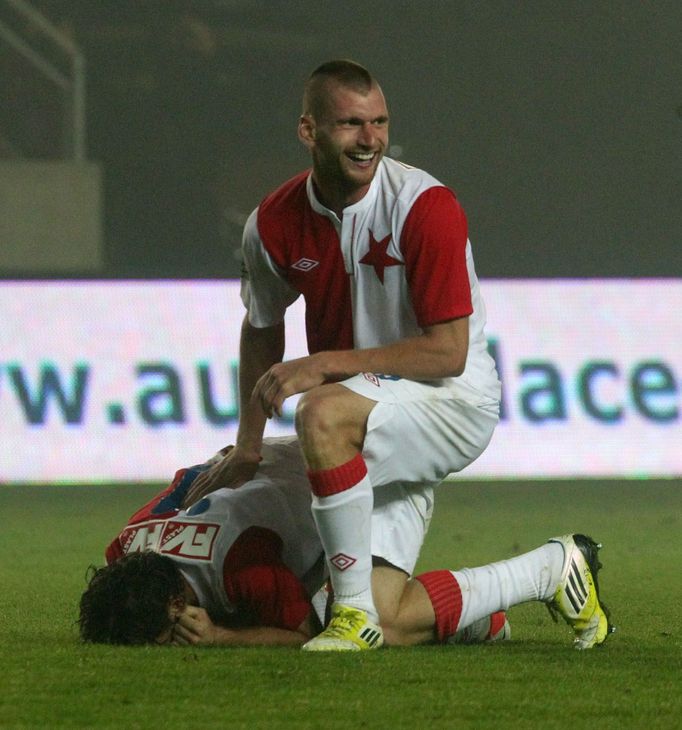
[292,257,319,272]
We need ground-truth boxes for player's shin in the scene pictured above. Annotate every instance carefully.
[417,543,563,641]
[308,455,378,623]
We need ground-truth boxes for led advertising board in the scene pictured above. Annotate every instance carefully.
[1,280,679,482]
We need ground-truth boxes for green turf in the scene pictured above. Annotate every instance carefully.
[1,480,680,729]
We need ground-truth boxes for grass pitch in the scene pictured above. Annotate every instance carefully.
[1,479,680,729]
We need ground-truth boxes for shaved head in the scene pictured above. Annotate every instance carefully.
[303,60,378,119]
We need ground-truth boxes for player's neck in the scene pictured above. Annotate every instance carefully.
[311,175,371,218]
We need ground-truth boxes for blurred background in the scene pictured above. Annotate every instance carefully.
[1,0,680,281]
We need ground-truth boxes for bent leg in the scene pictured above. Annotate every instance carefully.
[296,384,380,623]
[295,383,375,469]
[373,542,565,646]
[416,543,564,641]
[372,565,436,646]
[338,373,499,489]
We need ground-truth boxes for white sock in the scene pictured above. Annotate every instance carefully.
[454,543,564,629]
[311,473,378,623]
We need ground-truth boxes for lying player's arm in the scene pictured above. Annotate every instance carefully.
[173,606,316,647]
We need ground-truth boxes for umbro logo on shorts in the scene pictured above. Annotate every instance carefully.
[292,257,319,272]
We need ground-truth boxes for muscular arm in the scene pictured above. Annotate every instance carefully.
[255,317,469,417]
[326,317,469,380]
[182,316,284,506]
[235,316,285,453]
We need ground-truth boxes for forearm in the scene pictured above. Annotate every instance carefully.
[236,317,285,453]
[179,317,284,506]
[174,605,314,647]
[317,318,470,382]
[250,318,470,419]
[210,625,309,647]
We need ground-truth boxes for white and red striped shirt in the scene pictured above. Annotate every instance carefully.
[241,157,500,400]
[106,437,323,630]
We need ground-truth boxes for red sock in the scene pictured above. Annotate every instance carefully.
[416,570,463,643]
[488,611,508,639]
[307,453,367,497]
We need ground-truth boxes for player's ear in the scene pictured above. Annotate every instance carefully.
[298,114,316,148]
[169,594,186,619]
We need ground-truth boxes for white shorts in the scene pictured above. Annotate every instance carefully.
[341,373,499,490]
[370,480,433,575]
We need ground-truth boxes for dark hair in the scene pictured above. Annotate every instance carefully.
[309,59,374,89]
[78,552,184,645]
[303,59,376,117]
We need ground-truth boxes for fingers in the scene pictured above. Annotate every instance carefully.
[182,453,260,508]
[182,472,209,508]
[173,626,198,646]
[172,607,216,647]
[172,608,203,645]
[183,460,226,507]
[253,370,287,419]
[185,446,236,505]
[252,377,273,418]
[270,395,284,419]
[253,357,325,417]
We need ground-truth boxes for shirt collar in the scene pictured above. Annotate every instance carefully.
[306,160,383,221]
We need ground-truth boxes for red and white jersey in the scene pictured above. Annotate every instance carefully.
[106,437,324,631]
[241,157,500,402]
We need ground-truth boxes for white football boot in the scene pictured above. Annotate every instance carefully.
[546,534,614,649]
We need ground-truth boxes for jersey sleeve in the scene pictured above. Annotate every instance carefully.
[222,526,311,631]
[240,207,300,328]
[400,186,472,327]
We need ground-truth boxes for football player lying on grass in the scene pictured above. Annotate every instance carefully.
[78,437,613,649]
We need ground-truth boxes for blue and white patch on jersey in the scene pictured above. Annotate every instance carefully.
[186,498,211,516]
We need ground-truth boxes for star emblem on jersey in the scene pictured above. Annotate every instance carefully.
[359,231,403,284]
[330,553,357,571]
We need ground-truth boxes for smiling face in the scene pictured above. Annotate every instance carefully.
[298,80,389,214]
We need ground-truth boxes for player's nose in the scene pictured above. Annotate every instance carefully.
[357,122,377,147]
